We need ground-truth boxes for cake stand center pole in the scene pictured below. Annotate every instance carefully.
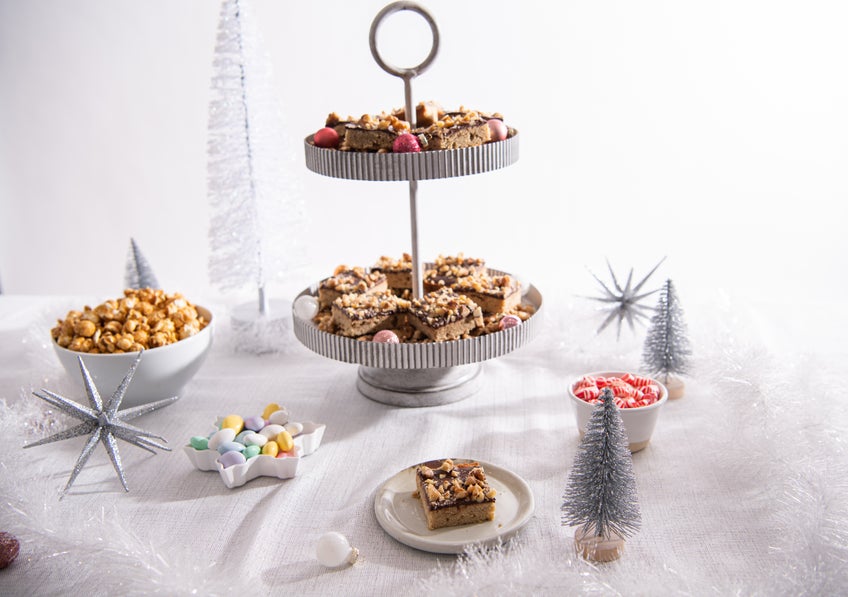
[408,178,422,298]
[369,1,439,300]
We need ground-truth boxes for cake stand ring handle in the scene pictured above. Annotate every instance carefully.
[369,1,440,80]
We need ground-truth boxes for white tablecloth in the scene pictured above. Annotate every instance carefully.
[0,294,845,596]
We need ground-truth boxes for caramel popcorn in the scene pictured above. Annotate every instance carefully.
[51,288,209,354]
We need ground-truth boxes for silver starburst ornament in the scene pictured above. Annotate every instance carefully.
[24,352,177,498]
[587,257,666,339]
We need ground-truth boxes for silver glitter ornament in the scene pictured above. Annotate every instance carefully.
[125,237,160,290]
[24,351,177,498]
[586,257,665,339]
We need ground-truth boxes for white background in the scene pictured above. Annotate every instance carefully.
[1,0,846,351]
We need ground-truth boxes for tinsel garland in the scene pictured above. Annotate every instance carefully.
[2,295,846,594]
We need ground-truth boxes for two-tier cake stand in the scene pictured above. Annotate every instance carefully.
[293,1,543,407]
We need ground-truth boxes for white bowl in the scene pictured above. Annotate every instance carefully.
[567,371,668,453]
[52,306,214,408]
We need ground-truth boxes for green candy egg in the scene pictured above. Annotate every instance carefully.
[244,444,262,459]
[190,436,209,450]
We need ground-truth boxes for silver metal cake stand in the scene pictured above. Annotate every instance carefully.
[296,1,540,407]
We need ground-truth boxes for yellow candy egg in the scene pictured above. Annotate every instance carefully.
[262,403,282,420]
[276,430,294,452]
[262,441,279,457]
[221,415,244,434]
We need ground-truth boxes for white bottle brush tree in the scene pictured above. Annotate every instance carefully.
[207,0,305,352]
[641,278,691,398]
[561,387,641,562]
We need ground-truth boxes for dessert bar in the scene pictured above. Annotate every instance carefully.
[423,254,486,292]
[318,266,388,309]
[331,292,410,338]
[414,458,496,530]
[372,253,413,293]
[452,274,521,314]
[341,112,411,152]
[418,111,492,151]
[407,288,483,342]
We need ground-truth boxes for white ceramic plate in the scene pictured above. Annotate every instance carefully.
[374,459,535,554]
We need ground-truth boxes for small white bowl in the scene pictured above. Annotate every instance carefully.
[52,306,214,408]
[567,371,668,453]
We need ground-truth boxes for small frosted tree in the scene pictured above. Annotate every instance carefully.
[206,0,306,352]
[642,279,691,390]
[124,238,160,289]
[562,388,641,560]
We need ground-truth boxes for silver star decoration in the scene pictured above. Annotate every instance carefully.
[24,351,178,498]
[586,257,666,339]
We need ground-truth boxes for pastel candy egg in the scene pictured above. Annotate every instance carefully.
[488,118,508,141]
[259,424,285,439]
[235,430,251,444]
[284,421,304,436]
[262,402,282,419]
[244,444,261,459]
[244,415,265,432]
[242,432,268,447]
[294,295,320,320]
[207,427,236,450]
[189,436,209,451]
[276,430,294,452]
[498,314,521,331]
[221,415,245,434]
[313,126,340,149]
[262,441,279,457]
[268,408,289,426]
[373,330,399,344]
[218,450,246,469]
[217,441,245,455]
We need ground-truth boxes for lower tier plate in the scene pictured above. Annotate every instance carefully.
[291,282,543,370]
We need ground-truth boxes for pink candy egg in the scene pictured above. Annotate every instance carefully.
[373,330,400,344]
[498,314,521,331]
[392,133,421,153]
[488,119,508,142]
[314,127,340,148]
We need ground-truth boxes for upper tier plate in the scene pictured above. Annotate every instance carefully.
[303,133,519,181]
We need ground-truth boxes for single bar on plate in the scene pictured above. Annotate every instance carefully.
[330,292,410,338]
[417,111,492,151]
[414,458,497,530]
[342,112,411,152]
[407,288,483,342]
[372,253,413,293]
[318,266,388,309]
[452,273,522,314]
[423,254,486,293]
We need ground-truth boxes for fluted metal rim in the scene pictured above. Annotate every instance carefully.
[304,133,519,182]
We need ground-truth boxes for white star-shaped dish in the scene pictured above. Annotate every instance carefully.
[183,421,325,489]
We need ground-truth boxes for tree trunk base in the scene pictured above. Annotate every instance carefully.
[665,375,685,399]
[574,527,625,562]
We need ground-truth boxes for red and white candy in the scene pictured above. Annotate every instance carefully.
[572,373,661,408]
[487,118,508,142]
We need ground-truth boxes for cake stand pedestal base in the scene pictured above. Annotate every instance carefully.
[357,364,483,407]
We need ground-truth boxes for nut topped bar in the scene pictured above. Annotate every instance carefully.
[372,253,413,293]
[414,458,497,530]
[418,110,492,151]
[423,254,487,292]
[452,274,521,314]
[318,265,388,309]
[331,292,411,338]
[339,112,411,152]
[407,288,484,342]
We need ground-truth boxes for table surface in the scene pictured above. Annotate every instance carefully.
[0,293,845,596]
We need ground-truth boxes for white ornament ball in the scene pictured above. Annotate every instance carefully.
[315,531,358,568]
[294,295,319,320]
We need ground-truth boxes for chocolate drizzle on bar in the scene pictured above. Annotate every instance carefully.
[416,458,496,510]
